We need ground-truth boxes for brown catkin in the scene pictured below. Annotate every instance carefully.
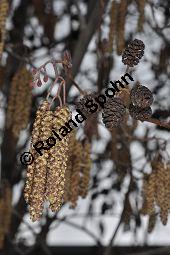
[153,159,168,225]
[79,140,92,199]
[148,214,157,233]
[166,163,170,210]
[0,194,5,249]
[29,106,53,222]
[144,171,156,215]
[0,183,12,249]
[153,160,165,209]
[3,184,12,234]
[24,100,49,204]
[64,132,77,203]
[69,139,83,208]
[137,0,146,32]
[6,67,32,138]
[0,66,5,89]
[116,0,128,55]
[108,0,117,54]
[122,197,132,225]
[46,106,71,212]
[0,0,9,58]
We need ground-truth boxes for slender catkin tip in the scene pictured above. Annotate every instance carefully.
[148,214,156,233]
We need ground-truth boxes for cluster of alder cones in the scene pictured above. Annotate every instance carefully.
[77,39,154,130]
[141,155,170,227]
[103,39,153,129]
[24,101,92,222]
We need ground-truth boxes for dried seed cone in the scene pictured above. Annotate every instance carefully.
[130,83,154,108]
[102,97,126,129]
[0,0,9,57]
[129,104,152,121]
[46,106,71,212]
[24,100,49,204]
[6,67,32,138]
[79,140,92,199]
[76,92,101,117]
[148,214,156,233]
[29,107,53,222]
[122,39,145,67]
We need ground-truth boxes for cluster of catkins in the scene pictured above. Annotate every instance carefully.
[141,155,170,227]
[24,102,92,221]
[0,182,12,250]
[6,66,32,138]
[0,0,9,57]
[103,39,153,130]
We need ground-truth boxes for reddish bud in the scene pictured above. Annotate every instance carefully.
[37,79,42,87]
[43,75,48,82]
[32,68,37,75]
[30,81,35,88]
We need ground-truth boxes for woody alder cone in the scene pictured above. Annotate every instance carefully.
[130,84,154,108]
[76,92,101,117]
[122,39,145,67]
[102,98,126,129]
[129,104,152,121]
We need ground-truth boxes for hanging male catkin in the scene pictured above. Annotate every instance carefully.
[0,183,12,249]
[69,139,83,208]
[0,0,9,57]
[108,0,117,54]
[137,0,146,32]
[46,106,71,212]
[116,0,127,55]
[6,67,32,138]
[79,140,92,199]
[24,100,49,204]
[29,106,53,222]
